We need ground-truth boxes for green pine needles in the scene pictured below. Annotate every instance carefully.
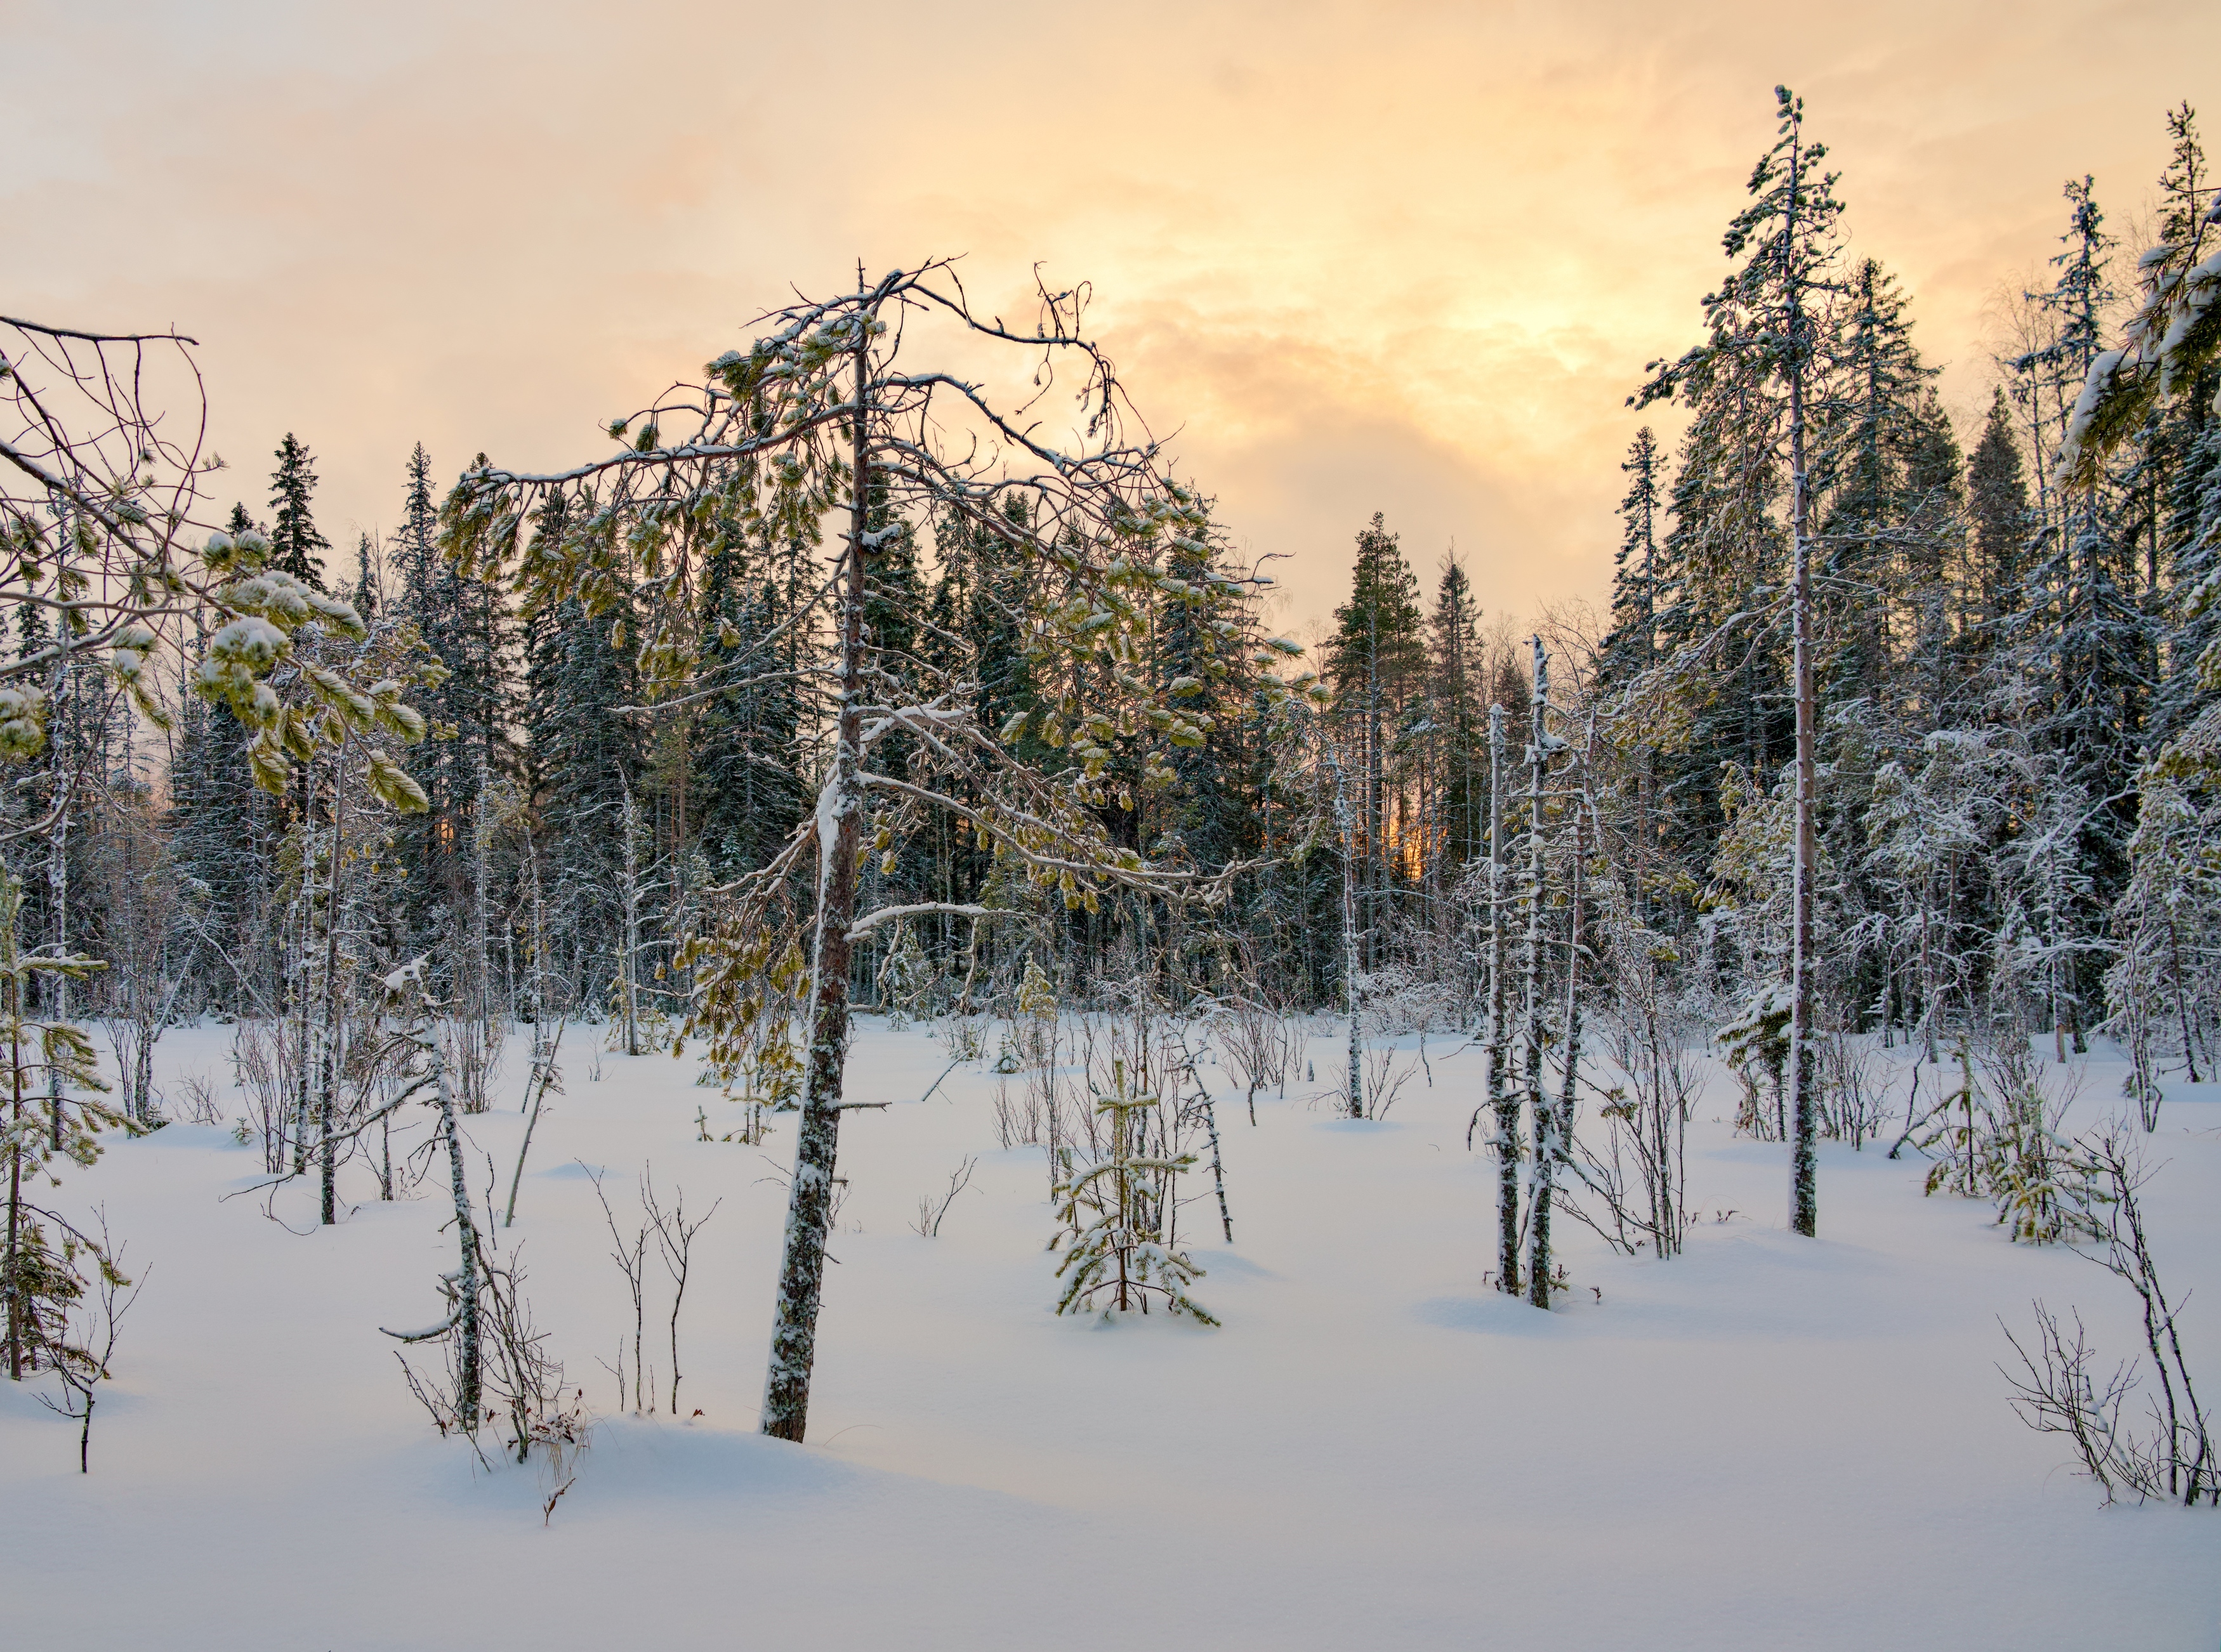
[1050,1059,1216,1325]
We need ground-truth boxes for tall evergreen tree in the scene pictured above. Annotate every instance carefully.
[1637,84,1847,1237]
[1324,513,1425,963]
[1967,389,2034,662]
[1428,555,1487,878]
[268,434,330,592]
[520,489,644,1011]
[692,517,807,883]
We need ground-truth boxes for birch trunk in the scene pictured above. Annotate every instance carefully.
[618,769,642,1058]
[5,895,24,1380]
[433,1032,480,1431]
[319,745,346,1226]
[1486,704,1519,1294]
[45,520,70,1155]
[1534,731,1587,1304]
[1522,638,1555,1307]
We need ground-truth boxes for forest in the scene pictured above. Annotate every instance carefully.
[3,84,2218,1648]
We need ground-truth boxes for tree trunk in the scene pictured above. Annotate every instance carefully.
[318,756,338,1226]
[619,769,642,1058]
[760,302,872,1444]
[6,934,23,1381]
[1786,129,1820,1237]
[1320,732,1362,1120]
[433,1033,480,1431]
[1486,704,1519,1295]
[1536,733,1587,1303]
[1523,638,1555,1306]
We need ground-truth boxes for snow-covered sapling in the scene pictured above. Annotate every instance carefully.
[1050,1059,1216,1323]
[585,1164,652,1414]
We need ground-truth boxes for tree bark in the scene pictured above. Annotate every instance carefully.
[1486,704,1519,1294]
[1786,115,1820,1240]
[432,1033,480,1431]
[760,301,872,1444]
[1524,638,1555,1306]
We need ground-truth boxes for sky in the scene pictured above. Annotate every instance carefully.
[4,0,2215,637]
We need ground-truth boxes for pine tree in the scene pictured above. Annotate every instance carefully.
[1428,556,1487,881]
[1600,427,1663,692]
[520,490,643,1013]
[1817,258,1930,709]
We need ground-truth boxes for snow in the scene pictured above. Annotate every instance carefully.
[3,1019,2216,1648]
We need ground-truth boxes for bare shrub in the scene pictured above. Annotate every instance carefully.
[910,1155,978,1238]
[2002,1126,2215,1505]
[444,1014,506,1115]
[171,1068,227,1127]
[1213,991,1303,1125]
[230,1019,301,1174]
[1816,1032,1890,1148]
[1346,1044,1413,1120]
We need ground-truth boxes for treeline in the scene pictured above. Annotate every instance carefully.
[9,98,2218,1124]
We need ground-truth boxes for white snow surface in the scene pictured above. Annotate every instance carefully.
[4,1019,2217,1649]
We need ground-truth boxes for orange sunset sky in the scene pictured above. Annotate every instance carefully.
[6,0,2215,635]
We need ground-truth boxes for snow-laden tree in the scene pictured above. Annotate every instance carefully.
[2107,768,2218,1117]
[2056,110,2221,490]
[444,264,1263,1441]
[1635,86,1849,1236]
[267,433,331,593]
[1,317,425,1392]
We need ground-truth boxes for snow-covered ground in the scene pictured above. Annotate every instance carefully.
[4,1018,2215,1649]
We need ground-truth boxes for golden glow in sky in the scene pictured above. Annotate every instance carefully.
[6,0,2214,631]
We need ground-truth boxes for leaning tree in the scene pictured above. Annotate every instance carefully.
[444,262,1270,1441]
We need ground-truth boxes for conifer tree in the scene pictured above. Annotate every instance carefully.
[1324,513,1425,965]
[520,490,644,1011]
[690,523,807,883]
[1967,390,2034,671]
[1637,85,1847,1237]
[268,433,331,592]
[1428,556,1486,882]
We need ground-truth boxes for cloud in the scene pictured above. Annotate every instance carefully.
[4,0,2213,626]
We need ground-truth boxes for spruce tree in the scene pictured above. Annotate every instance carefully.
[520,489,643,1013]
[268,434,330,592]
[1637,84,1847,1237]
[1600,427,1662,692]
[691,519,807,883]
[1324,513,1425,965]
[1428,556,1487,879]
[1967,390,2034,660]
